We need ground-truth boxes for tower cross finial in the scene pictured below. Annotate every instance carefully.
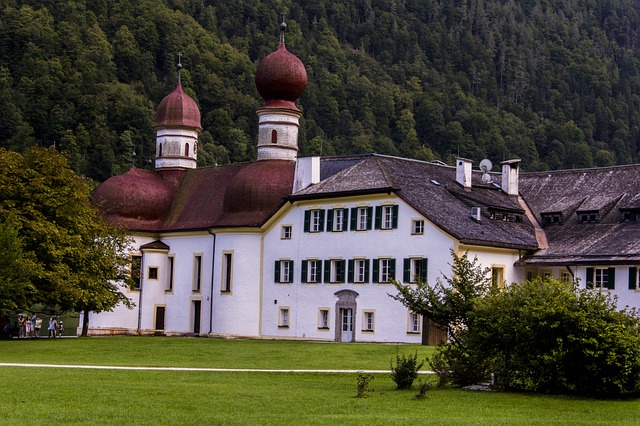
[280,14,287,45]
[177,52,183,84]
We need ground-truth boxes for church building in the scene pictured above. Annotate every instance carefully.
[88,25,640,343]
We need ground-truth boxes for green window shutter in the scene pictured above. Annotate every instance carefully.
[367,207,373,230]
[390,258,396,281]
[288,261,294,283]
[374,206,382,229]
[319,209,326,232]
[629,267,637,290]
[339,260,346,283]
[421,258,428,281]
[327,209,334,231]
[372,259,379,283]
[403,258,411,282]
[392,205,399,229]
[586,267,594,289]
[350,208,357,230]
[304,210,311,233]
[364,259,370,283]
[274,261,281,283]
[343,208,350,228]
[348,259,355,283]
[301,260,308,283]
[607,267,615,290]
[323,260,330,283]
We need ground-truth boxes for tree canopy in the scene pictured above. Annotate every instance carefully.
[0,147,133,330]
[1,0,640,181]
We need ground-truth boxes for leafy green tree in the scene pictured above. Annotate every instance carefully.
[0,220,33,313]
[0,147,133,335]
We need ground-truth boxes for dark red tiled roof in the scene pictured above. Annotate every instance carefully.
[94,161,296,232]
[154,82,202,130]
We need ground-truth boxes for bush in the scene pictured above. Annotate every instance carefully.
[355,373,374,398]
[466,278,640,396]
[390,350,424,389]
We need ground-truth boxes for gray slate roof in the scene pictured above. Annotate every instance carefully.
[294,154,538,250]
[518,164,640,265]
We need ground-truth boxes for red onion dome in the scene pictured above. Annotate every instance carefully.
[154,82,202,130]
[93,168,175,222]
[255,43,307,109]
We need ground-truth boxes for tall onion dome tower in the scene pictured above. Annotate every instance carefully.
[254,21,307,161]
[154,58,203,170]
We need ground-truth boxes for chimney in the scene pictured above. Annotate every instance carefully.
[293,156,320,192]
[501,159,521,196]
[456,158,473,190]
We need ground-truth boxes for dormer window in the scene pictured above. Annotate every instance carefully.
[577,210,600,224]
[541,212,563,226]
[620,208,640,222]
[488,208,523,223]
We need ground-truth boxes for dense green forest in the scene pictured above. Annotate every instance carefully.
[1,0,640,181]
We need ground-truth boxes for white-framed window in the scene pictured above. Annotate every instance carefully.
[193,254,202,292]
[403,257,427,283]
[333,208,345,232]
[325,259,345,283]
[412,220,424,235]
[304,209,325,233]
[382,205,394,229]
[302,259,321,283]
[362,311,375,332]
[318,308,330,329]
[355,259,367,283]
[491,266,505,290]
[375,205,399,230]
[148,266,158,280]
[165,256,174,291]
[221,252,233,292]
[559,271,571,283]
[275,260,293,283]
[373,258,395,283]
[587,267,615,290]
[408,312,422,334]
[279,307,290,328]
[281,225,292,240]
[351,207,373,231]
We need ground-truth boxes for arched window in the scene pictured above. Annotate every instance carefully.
[158,144,163,158]
[271,130,277,144]
[185,143,190,157]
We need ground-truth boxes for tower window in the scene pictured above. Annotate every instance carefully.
[271,130,277,144]
[158,144,163,158]
[185,143,190,156]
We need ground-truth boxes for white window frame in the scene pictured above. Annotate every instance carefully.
[281,260,292,283]
[281,225,292,240]
[412,219,424,235]
[362,311,375,332]
[381,205,394,229]
[594,267,609,290]
[333,209,344,232]
[411,258,424,283]
[357,207,368,231]
[307,259,320,283]
[221,251,233,293]
[311,210,322,233]
[318,308,330,329]
[165,256,174,292]
[279,307,290,328]
[331,259,344,283]
[354,259,367,283]
[408,312,421,334]
[380,258,392,283]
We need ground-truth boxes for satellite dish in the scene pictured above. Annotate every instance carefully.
[479,159,493,184]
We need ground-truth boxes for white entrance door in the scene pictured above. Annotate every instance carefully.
[341,308,353,342]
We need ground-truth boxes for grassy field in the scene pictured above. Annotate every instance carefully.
[0,337,638,425]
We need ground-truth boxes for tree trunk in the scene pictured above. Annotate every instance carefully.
[81,310,89,337]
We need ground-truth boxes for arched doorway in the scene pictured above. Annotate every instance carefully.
[334,289,358,342]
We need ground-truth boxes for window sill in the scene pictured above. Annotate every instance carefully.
[361,329,374,333]
[278,325,289,329]
[220,290,231,294]
[317,327,330,330]
[164,289,173,293]
[406,331,421,335]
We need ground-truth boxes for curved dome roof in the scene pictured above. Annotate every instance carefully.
[255,43,307,109]
[154,82,202,130]
[93,168,175,224]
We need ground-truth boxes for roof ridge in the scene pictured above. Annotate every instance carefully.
[373,156,396,188]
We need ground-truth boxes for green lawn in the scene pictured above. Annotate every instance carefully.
[0,337,638,425]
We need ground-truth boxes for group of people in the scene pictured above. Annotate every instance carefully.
[16,313,64,338]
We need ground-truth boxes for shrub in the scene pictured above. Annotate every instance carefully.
[413,379,432,400]
[390,350,424,390]
[355,373,374,398]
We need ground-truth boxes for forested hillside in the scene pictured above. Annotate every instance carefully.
[1,0,640,181]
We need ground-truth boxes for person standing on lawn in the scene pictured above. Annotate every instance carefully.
[48,317,57,338]
[57,320,64,338]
